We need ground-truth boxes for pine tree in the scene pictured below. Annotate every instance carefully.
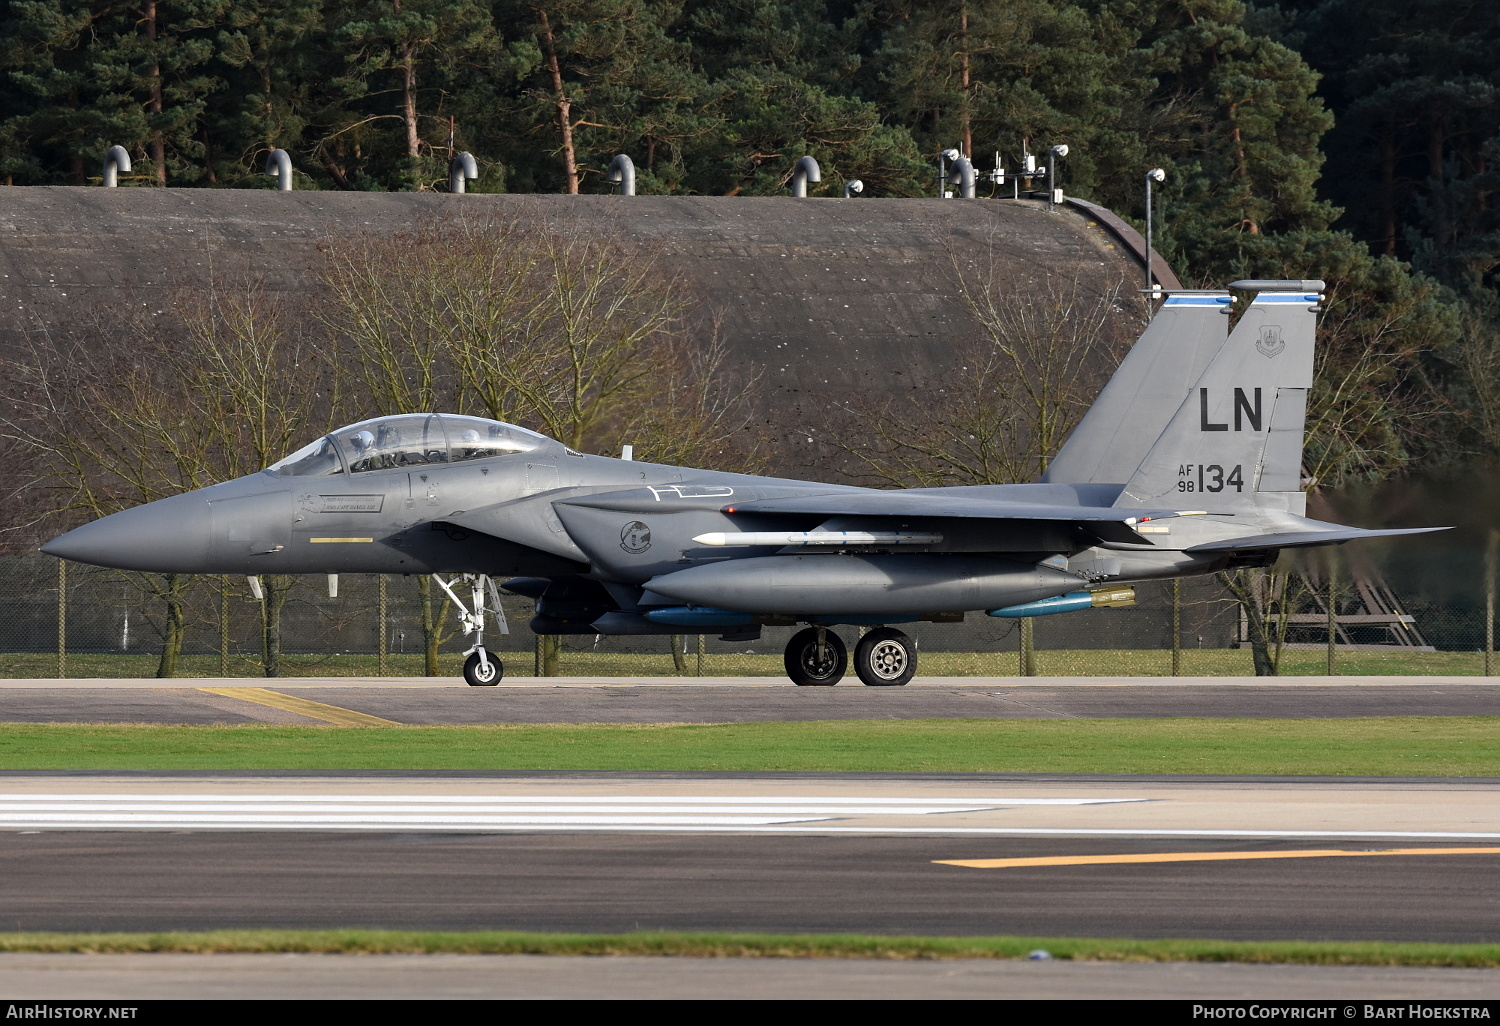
[208,0,324,186]
[0,0,100,184]
[682,0,927,195]
[328,0,502,190]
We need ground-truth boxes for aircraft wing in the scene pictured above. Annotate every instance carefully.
[719,492,1218,546]
[725,492,1197,523]
[1184,525,1449,554]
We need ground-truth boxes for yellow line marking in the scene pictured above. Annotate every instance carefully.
[935,847,1500,869]
[308,538,374,543]
[197,687,399,726]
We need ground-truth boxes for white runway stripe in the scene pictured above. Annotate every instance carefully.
[0,803,996,816]
[0,814,834,828]
[0,793,1143,833]
[5,821,1499,839]
[0,794,1144,806]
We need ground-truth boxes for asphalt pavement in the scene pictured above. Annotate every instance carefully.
[0,675,1495,724]
[1,772,1497,943]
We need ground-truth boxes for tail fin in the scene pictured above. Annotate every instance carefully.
[1043,291,1230,484]
[1115,280,1324,516]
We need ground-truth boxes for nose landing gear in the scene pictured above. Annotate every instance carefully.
[432,574,509,686]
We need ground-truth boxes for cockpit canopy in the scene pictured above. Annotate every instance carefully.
[268,414,551,477]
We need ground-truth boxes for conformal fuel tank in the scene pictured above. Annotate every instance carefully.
[643,554,1080,615]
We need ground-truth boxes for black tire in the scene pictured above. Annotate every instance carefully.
[464,651,502,686]
[853,627,916,686]
[784,627,847,686]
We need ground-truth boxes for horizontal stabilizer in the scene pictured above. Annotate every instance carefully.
[1184,525,1449,554]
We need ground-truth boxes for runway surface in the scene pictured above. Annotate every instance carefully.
[2,772,1498,941]
[0,675,1495,724]
[5,953,1499,1000]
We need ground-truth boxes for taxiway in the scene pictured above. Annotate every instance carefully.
[0,675,1494,724]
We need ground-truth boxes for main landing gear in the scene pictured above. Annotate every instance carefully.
[432,574,509,686]
[783,626,917,686]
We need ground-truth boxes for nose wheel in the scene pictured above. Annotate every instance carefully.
[463,650,502,686]
[784,627,846,686]
[432,573,509,687]
[852,627,916,686]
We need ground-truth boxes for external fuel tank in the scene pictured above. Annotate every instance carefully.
[643,554,1080,616]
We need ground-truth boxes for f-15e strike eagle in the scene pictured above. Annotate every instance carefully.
[44,279,1442,686]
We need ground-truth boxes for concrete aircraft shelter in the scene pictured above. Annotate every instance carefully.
[0,187,1157,480]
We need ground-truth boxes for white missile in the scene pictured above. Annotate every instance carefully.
[692,531,943,547]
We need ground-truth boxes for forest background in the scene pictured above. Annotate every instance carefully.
[3,0,1497,487]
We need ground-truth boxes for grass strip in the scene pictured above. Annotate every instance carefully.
[0,718,1498,775]
[1,930,1498,968]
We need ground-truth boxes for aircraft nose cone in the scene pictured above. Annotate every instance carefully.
[41,494,211,572]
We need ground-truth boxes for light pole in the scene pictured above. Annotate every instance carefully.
[1046,144,1068,211]
[1144,168,1166,298]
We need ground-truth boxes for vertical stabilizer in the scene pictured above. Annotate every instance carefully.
[1115,280,1323,516]
[1044,292,1230,484]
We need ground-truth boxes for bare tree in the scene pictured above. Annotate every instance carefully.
[0,281,327,678]
[1303,279,1449,489]
[177,284,332,677]
[1217,568,1314,676]
[824,271,1136,488]
[501,225,690,451]
[315,212,755,673]
[3,309,212,677]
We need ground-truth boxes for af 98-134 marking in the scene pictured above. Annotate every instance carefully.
[1177,464,1244,493]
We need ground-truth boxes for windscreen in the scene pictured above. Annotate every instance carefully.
[267,436,345,477]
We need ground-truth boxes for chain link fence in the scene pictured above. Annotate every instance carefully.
[0,557,1493,678]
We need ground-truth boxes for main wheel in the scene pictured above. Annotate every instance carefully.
[784,627,846,686]
[464,650,502,686]
[853,627,916,686]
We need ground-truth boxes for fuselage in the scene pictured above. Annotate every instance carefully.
[42,413,1240,628]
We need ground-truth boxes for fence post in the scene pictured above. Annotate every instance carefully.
[697,632,705,676]
[56,559,66,679]
[1019,617,1036,676]
[377,574,388,675]
[1486,530,1497,677]
[1326,556,1338,677]
[1171,579,1182,676]
[218,575,229,677]
[534,635,560,676]
[671,635,688,674]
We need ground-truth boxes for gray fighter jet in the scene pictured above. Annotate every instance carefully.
[43,279,1442,686]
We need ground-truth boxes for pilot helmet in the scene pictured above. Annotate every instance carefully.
[460,429,480,443]
[350,430,375,451]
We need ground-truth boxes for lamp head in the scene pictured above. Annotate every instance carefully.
[1147,167,1166,183]
[1050,144,1069,158]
